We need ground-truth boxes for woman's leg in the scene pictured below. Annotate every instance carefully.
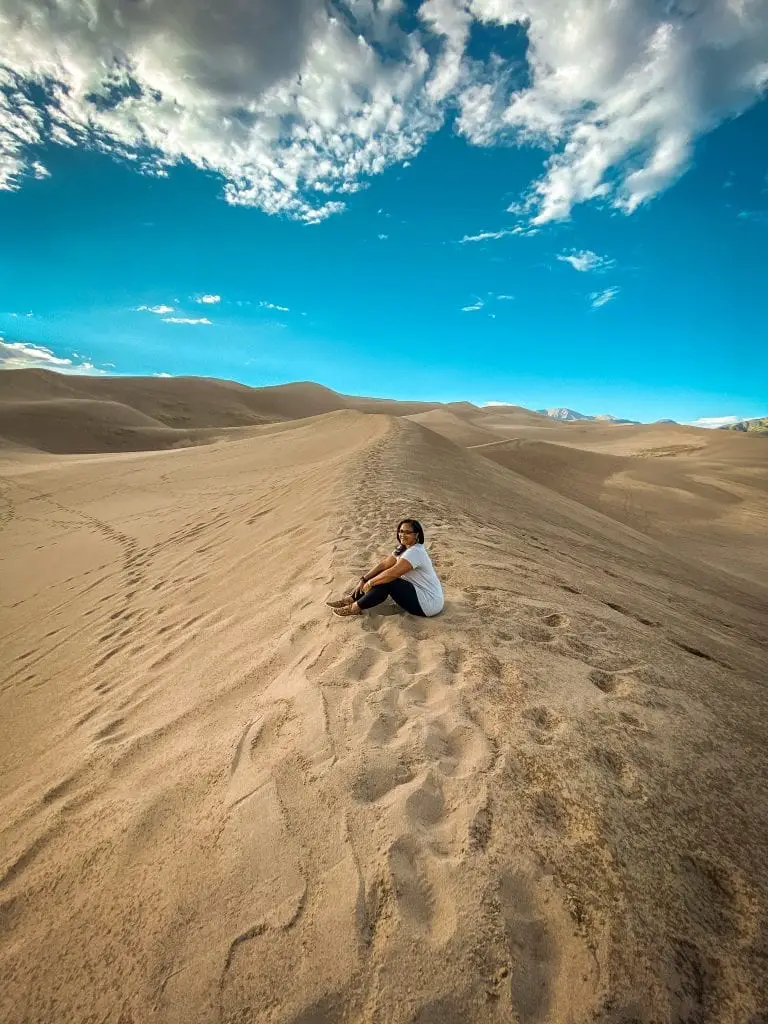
[354,583,392,610]
[337,579,425,617]
[387,578,426,616]
[353,579,425,616]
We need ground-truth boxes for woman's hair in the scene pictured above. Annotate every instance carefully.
[394,518,425,555]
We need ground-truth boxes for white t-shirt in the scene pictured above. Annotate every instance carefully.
[396,543,444,617]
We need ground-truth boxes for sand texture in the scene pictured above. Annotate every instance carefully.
[1,371,767,1024]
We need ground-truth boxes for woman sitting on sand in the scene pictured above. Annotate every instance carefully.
[328,518,444,618]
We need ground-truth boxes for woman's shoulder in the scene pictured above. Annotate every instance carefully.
[408,543,429,559]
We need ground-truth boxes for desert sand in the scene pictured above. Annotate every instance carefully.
[1,369,767,1023]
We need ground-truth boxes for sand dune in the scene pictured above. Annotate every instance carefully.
[472,404,560,432]
[471,436,768,584]
[467,412,722,457]
[407,408,503,448]
[0,398,227,454]
[0,370,483,449]
[1,375,767,1023]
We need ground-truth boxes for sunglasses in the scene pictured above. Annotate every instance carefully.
[398,528,416,535]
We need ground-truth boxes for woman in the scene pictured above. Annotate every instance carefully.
[327,518,444,618]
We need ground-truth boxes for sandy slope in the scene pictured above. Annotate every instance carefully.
[1,404,767,1024]
[0,398,231,454]
[473,436,768,586]
[409,412,767,586]
[407,408,503,448]
[0,370,486,446]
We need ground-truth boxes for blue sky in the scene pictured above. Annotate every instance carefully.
[1,0,767,425]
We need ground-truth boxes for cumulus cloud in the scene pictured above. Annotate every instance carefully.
[0,337,103,373]
[590,287,619,309]
[557,249,614,272]
[259,301,290,312]
[196,294,221,305]
[162,317,212,325]
[461,300,484,312]
[137,304,174,315]
[2,1,768,224]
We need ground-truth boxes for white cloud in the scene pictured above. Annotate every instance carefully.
[162,317,212,325]
[0,337,104,373]
[259,301,290,313]
[153,372,174,378]
[461,300,484,312]
[377,233,389,240]
[137,304,175,315]
[2,1,768,225]
[557,249,613,272]
[688,415,745,429]
[196,294,221,304]
[459,228,519,244]
[590,287,619,309]
[497,294,514,300]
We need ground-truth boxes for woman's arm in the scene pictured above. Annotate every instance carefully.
[365,557,412,589]
[361,555,397,582]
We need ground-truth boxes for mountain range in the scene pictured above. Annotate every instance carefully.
[536,407,641,425]
[719,416,768,434]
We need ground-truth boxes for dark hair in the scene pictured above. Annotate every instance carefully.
[394,518,425,555]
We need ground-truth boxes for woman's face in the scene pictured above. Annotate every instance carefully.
[397,523,418,548]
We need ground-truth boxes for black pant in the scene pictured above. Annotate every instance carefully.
[354,579,426,616]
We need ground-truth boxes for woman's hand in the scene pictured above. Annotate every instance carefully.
[362,580,374,593]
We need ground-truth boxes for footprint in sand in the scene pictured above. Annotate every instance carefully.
[588,669,632,696]
[541,613,569,629]
[228,704,294,805]
[529,784,598,844]
[517,606,569,627]
[591,745,645,801]
[402,676,444,707]
[468,801,493,852]
[498,862,599,1024]
[365,708,407,746]
[222,708,306,922]
[523,705,565,741]
[555,635,635,672]
[678,851,759,946]
[530,790,570,837]
[589,665,673,709]
[517,624,554,643]
[664,937,712,1023]
[348,748,414,803]
[403,770,446,828]
[387,835,455,945]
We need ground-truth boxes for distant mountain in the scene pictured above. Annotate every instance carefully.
[718,416,768,435]
[536,407,640,425]
[535,408,589,421]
